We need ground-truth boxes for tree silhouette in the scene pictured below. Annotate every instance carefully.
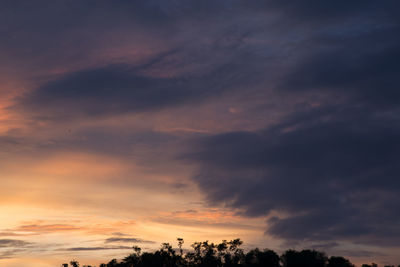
[66,238,399,267]
[186,240,221,267]
[244,248,280,267]
[178,238,184,257]
[106,258,118,267]
[223,239,244,267]
[281,249,327,267]
[328,256,354,267]
[123,246,142,267]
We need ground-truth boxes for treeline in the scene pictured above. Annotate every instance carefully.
[63,238,398,267]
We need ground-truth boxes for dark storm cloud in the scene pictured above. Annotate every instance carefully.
[19,64,203,118]
[0,0,267,72]
[10,1,274,120]
[18,49,263,119]
[185,107,400,246]
[2,0,397,67]
[263,0,400,22]
[281,28,400,107]
[0,1,172,54]
[5,0,400,251]
[269,0,400,109]
[17,1,400,118]
[180,0,400,247]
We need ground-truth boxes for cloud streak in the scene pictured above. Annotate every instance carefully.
[105,237,155,244]
[63,246,132,251]
[0,239,31,248]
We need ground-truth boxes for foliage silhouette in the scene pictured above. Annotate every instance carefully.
[244,248,279,267]
[281,249,327,267]
[328,256,354,267]
[61,239,397,267]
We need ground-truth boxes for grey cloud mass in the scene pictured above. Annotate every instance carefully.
[17,53,261,119]
[2,0,400,257]
[19,64,206,118]
[180,0,400,249]
[186,107,400,246]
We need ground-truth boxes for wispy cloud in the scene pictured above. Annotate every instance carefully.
[105,237,155,244]
[16,224,81,233]
[0,239,32,248]
[62,246,133,251]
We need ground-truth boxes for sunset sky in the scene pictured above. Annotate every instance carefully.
[1,1,400,266]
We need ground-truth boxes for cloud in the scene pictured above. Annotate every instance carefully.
[184,106,400,246]
[309,242,339,250]
[63,246,132,251]
[17,58,252,120]
[177,0,400,249]
[0,249,26,259]
[110,232,131,237]
[16,224,81,233]
[105,237,155,244]
[1,221,137,237]
[263,0,400,22]
[0,239,31,248]
[0,231,33,237]
[152,216,262,231]
[2,0,400,262]
[335,249,386,259]
[0,1,176,67]
[10,1,277,122]
[281,30,400,108]
[18,64,197,118]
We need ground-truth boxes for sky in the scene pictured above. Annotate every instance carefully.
[0,1,399,266]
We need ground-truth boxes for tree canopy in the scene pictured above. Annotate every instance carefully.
[61,238,395,267]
